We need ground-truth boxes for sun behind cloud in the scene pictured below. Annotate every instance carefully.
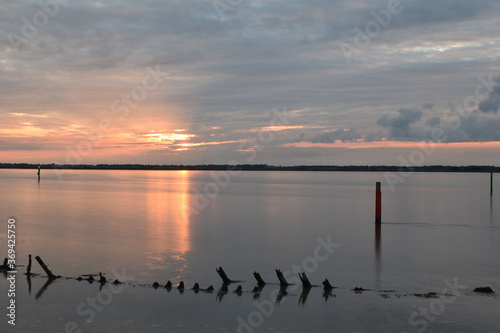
[140,130,196,145]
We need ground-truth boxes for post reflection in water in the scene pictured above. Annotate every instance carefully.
[374,223,382,288]
[490,196,494,225]
[145,171,192,274]
[299,286,311,305]
[27,275,32,295]
[35,278,56,300]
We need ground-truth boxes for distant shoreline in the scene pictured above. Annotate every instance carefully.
[1,163,498,173]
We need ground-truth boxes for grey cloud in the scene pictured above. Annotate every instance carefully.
[377,108,424,140]
[310,128,361,143]
[388,0,498,28]
[364,131,385,142]
[377,108,423,127]
[478,77,500,114]
[297,132,306,142]
[439,113,500,142]
[375,108,500,143]
[426,117,440,127]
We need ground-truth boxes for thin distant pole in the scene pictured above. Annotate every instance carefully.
[491,172,493,197]
[38,165,40,181]
[375,182,382,224]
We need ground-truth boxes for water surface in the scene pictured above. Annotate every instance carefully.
[0,169,498,332]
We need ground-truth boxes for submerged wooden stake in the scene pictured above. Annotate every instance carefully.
[26,254,32,276]
[299,272,312,288]
[322,278,334,289]
[275,269,290,286]
[0,257,7,270]
[216,266,232,284]
[35,256,56,279]
[253,271,266,286]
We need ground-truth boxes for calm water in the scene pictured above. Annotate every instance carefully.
[0,169,498,332]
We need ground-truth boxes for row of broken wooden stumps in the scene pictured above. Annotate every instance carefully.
[0,255,340,302]
[0,255,124,286]
[147,268,337,295]
[1,256,496,299]
[0,255,332,291]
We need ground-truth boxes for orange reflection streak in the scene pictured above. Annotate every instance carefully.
[145,171,191,271]
[178,170,190,254]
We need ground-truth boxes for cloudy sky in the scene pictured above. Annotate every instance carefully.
[1,0,500,166]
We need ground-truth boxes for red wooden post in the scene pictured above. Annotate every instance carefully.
[375,182,382,224]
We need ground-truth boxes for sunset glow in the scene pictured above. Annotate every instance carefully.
[1,1,499,167]
[141,132,196,144]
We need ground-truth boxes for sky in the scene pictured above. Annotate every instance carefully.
[1,0,500,166]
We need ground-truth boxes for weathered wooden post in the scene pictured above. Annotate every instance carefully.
[322,278,334,290]
[298,272,312,288]
[253,271,266,286]
[491,172,494,197]
[178,281,185,294]
[26,254,32,276]
[216,267,232,284]
[165,280,172,290]
[275,269,290,286]
[0,257,8,270]
[38,165,40,181]
[35,256,56,279]
[375,182,382,224]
